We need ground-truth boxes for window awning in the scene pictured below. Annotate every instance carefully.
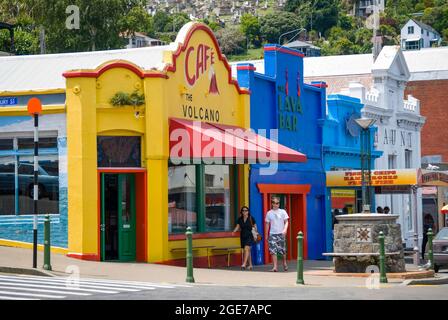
[169,118,307,163]
[405,37,421,42]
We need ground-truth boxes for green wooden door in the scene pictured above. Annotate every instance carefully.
[117,174,136,262]
[101,173,136,262]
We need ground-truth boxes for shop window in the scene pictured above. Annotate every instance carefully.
[168,164,236,234]
[0,162,15,214]
[405,149,412,169]
[168,165,197,233]
[97,136,141,167]
[0,139,13,150]
[388,155,396,169]
[0,137,59,216]
[18,137,57,150]
[18,158,59,215]
[204,165,231,232]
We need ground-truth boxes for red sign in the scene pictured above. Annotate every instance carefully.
[185,43,217,91]
[27,97,42,115]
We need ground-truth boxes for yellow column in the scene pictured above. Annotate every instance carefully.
[66,78,99,257]
[144,77,169,262]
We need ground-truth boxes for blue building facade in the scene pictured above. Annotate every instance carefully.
[322,94,382,254]
[237,45,328,263]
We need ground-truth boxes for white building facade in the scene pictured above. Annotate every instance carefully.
[339,47,426,248]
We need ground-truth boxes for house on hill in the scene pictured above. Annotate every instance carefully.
[401,18,442,51]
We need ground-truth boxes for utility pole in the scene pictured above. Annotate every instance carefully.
[372,0,382,61]
[39,26,46,54]
[27,98,42,269]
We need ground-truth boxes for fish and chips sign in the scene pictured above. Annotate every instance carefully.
[326,169,418,187]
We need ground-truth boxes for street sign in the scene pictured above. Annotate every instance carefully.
[0,97,18,106]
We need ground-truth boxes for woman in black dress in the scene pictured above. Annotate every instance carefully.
[232,206,258,270]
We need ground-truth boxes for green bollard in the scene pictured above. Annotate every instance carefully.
[296,231,304,285]
[378,231,387,284]
[428,228,434,271]
[185,227,195,283]
[43,214,52,271]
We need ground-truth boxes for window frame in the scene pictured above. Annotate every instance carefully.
[168,163,239,235]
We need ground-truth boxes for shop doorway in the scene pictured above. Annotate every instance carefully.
[270,193,305,261]
[101,173,136,261]
[258,184,310,264]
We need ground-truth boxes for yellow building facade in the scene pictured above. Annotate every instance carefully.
[63,22,251,265]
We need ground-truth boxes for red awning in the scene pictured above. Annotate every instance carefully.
[169,118,307,163]
[441,204,448,215]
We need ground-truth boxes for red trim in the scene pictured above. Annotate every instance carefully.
[258,183,311,263]
[257,184,311,194]
[135,172,148,262]
[237,66,256,71]
[169,231,236,241]
[97,167,147,173]
[63,62,168,79]
[62,24,249,95]
[310,83,328,88]
[264,46,305,57]
[67,253,100,261]
[163,23,250,95]
[97,172,101,260]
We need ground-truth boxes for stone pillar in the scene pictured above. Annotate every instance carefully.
[333,214,405,273]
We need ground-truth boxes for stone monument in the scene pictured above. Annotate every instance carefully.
[333,213,406,273]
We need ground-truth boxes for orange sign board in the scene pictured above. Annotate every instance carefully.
[326,169,418,187]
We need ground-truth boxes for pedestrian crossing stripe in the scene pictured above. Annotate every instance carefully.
[0,274,191,300]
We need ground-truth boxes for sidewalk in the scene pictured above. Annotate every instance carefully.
[0,245,441,288]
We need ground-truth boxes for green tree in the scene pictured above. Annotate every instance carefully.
[285,0,340,35]
[153,10,170,33]
[0,0,153,53]
[259,11,301,44]
[240,14,261,48]
[215,27,246,56]
[119,5,154,37]
[166,13,190,33]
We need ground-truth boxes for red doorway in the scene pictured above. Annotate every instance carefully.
[97,168,147,262]
[257,184,310,264]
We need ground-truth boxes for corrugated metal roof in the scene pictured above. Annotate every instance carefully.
[411,19,440,37]
[0,45,171,92]
[303,46,448,81]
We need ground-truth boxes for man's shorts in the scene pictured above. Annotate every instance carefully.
[268,233,286,255]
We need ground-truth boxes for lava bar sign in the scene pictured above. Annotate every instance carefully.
[0,97,18,107]
[326,169,418,187]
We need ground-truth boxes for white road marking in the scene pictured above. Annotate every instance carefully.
[0,290,64,299]
[0,295,39,300]
[0,284,91,296]
[0,274,189,300]
[0,279,120,294]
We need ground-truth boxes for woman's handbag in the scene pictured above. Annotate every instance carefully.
[249,217,262,243]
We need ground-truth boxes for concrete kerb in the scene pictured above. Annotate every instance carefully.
[405,274,448,286]
[0,266,55,277]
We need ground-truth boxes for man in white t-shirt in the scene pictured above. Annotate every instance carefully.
[265,196,289,272]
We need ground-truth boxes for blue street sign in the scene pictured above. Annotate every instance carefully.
[0,97,18,106]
